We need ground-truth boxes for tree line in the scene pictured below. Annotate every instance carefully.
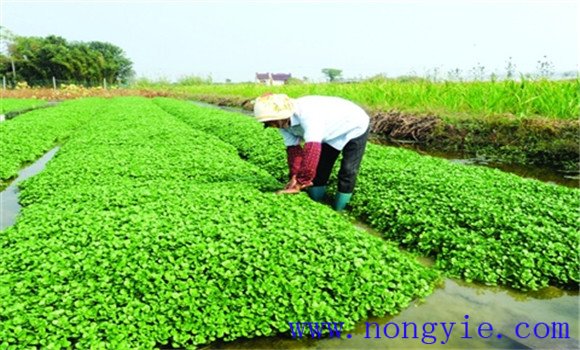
[1,27,134,87]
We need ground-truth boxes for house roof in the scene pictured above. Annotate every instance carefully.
[272,73,291,81]
[256,73,292,81]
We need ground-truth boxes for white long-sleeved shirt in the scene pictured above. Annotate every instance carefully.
[279,96,370,150]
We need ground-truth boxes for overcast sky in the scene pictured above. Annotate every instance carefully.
[2,0,578,82]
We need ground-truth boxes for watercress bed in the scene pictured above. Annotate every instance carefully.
[0,98,105,189]
[1,97,438,348]
[154,97,579,291]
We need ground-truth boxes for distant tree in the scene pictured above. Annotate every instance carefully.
[0,30,134,86]
[0,28,17,84]
[425,67,441,82]
[321,68,342,82]
[395,75,427,83]
[561,71,577,79]
[88,41,134,84]
[365,74,395,84]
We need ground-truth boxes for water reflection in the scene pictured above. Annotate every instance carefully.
[207,278,578,350]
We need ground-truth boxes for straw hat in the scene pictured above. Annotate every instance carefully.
[253,94,295,122]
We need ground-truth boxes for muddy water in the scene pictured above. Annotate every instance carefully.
[189,101,579,188]
[0,147,59,230]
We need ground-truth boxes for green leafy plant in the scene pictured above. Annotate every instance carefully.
[0,98,105,189]
[155,98,580,291]
[0,98,46,114]
[1,97,439,348]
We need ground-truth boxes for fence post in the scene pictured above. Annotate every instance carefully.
[2,76,5,90]
[52,77,57,90]
[103,78,107,90]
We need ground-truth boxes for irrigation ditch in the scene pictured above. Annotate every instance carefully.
[0,100,61,192]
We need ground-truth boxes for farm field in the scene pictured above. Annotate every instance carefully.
[190,99,580,188]
[151,80,580,171]
[0,97,437,348]
[155,79,580,120]
[0,97,577,348]
[154,98,579,291]
[0,98,105,190]
[2,1,577,348]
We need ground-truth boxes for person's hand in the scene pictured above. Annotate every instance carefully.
[284,175,298,190]
[276,181,313,195]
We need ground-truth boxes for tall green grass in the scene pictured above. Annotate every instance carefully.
[157,79,579,121]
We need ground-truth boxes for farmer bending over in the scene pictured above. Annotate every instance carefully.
[253,93,370,211]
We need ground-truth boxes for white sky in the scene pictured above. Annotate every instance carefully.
[1,0,578,82]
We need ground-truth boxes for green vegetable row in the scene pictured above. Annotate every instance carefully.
[1,97,438,348]
[153,99,288,181]
[0,98,46,114]
[0,98,103,189]
[154,97,580,291]
[352,145,579,290]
